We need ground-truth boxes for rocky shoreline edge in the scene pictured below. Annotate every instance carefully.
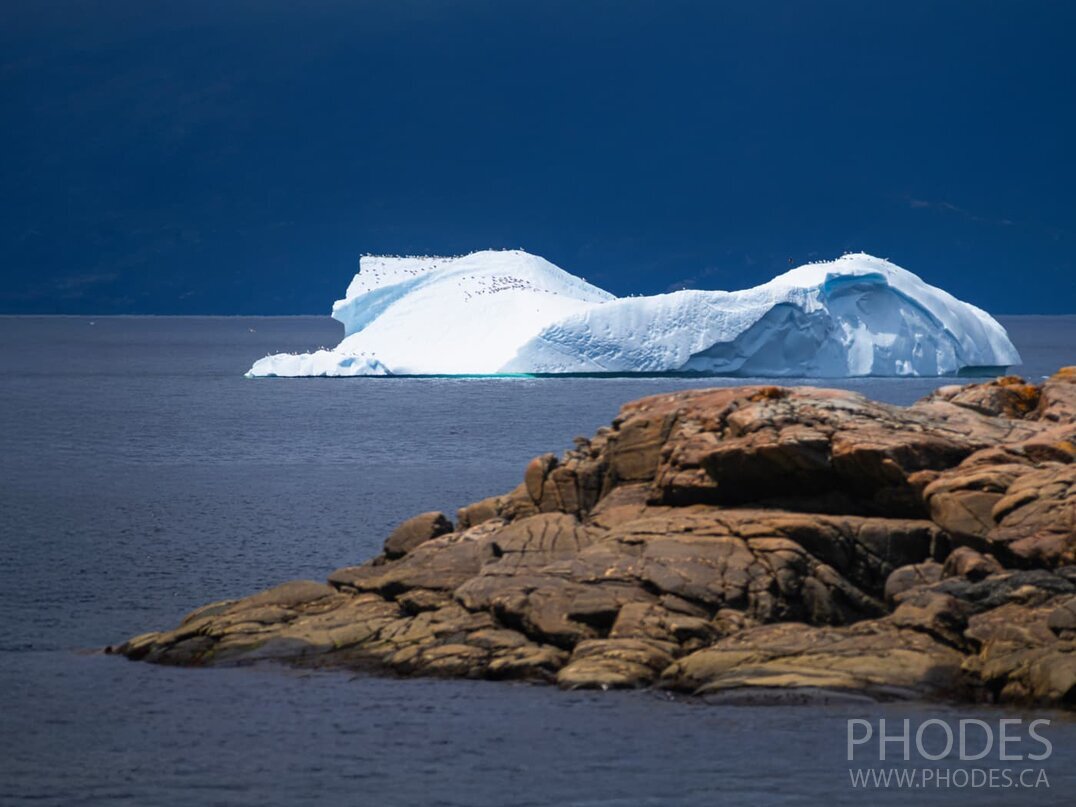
[110,369,1076,707]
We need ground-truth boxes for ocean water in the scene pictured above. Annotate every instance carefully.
[1,315,1074,806]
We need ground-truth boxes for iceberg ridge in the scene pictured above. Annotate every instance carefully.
[247,250,1020,378]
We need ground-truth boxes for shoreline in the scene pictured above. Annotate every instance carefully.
[110,369,1076,709]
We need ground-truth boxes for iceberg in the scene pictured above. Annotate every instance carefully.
[248,250,1020,378]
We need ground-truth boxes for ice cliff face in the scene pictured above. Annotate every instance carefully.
[247,250,1020,378]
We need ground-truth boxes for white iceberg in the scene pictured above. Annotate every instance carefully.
[248,250,1020,378]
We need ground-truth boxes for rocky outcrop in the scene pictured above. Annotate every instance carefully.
[110,368,1076,708]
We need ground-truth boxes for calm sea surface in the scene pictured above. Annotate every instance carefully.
[1,315,1075,806]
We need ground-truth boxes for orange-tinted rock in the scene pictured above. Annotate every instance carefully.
[924,376,1041,419]
[112,370,1076,708]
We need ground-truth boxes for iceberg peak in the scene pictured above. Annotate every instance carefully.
[247,250,1020,378]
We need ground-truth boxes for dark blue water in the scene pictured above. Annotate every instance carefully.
[1,316,1074,806]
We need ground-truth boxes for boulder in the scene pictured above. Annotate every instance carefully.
[943,546,1004,581]
[383,511,453,559]
[923,376,1041,419]
[884,561,943,605]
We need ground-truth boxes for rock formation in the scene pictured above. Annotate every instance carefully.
[110,369,1076,707]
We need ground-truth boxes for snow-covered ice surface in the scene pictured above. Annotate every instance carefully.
[249,251,612,377]
[247,250,1020,378]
